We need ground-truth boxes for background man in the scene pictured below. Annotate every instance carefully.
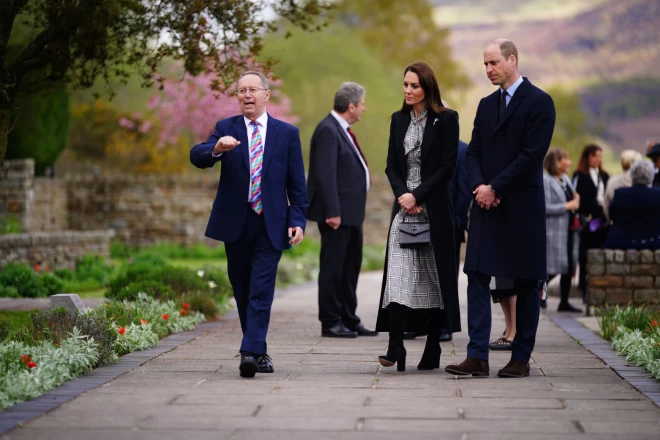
[190,71,308,378]
[307,82,377,338]
[446,39,556,378]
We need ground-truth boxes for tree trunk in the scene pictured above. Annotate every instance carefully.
[0,108,9,164]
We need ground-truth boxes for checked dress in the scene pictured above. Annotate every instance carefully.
[382,110,443,310]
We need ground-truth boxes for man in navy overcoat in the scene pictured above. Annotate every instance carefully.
[446,40,556,378]
[190,71,308,378]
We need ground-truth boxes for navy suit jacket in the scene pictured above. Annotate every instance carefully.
[190,114,308,251]
[449,140,470,230]
[307,114,368,226]
[464,78,556,280]
[604,185,660,250]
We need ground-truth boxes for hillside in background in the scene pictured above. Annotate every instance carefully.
[437,0,660,156]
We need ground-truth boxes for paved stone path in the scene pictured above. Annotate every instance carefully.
[3,270,660,439]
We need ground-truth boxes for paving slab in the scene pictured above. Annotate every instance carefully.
[2,269,659,439]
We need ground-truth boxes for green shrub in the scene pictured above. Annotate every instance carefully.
[75,255,114,284]
[0,286,20,298]
[131,252,169,267]
[110,241,135,259]
[0,215,22,234]
[39,273,64,296]
[0,263,43,298]
[0,319,9,342]
[87,302,134,328]
[183,292,220,319]
[114,281,177,302]
[107,264,206,299]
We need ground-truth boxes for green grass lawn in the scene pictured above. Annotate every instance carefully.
[0,309,38,331]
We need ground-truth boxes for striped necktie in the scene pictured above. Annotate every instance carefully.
[249,121,263,215]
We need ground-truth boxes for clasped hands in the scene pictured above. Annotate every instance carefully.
[398,193,423,215]
[474,184,501,210]
[213,136,241,154]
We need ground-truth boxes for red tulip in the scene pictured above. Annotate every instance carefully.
[34,264,41,272]
[27,361,37,369]
[180,309,188,316]
[162,314,169,320]
[117,326,126,335]
[182,302,190,310]
[45,266,51,272]
[21,354,30,365]
[140,319,148,325]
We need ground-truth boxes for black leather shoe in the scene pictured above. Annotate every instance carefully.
[322,324,358,338]
[239,353,258,378]
[439,330,452,342]
[257,353,274,373]
[557,302,583,313]
[351,323,378,336]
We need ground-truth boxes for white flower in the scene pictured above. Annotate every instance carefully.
[208,281,217,289]
[197,270,205,278]
[296,263,303,270]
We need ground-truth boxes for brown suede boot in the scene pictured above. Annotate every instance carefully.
[445,357,489,377]
[497,359,530,378]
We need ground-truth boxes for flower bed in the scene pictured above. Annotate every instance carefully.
[598,306,660,380]
[0,294,204,411]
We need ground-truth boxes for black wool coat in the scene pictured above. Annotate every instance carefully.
[375,109,461,334]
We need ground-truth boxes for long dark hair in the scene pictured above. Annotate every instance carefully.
[400,61,448,114]
[576,144,603,175]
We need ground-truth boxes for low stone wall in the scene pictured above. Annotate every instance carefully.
[587,249,660,308]
[0,231,113,270]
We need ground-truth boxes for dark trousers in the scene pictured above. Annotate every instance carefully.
[466,271,540,362]
[317,222,362,329]
[225,209,282,355]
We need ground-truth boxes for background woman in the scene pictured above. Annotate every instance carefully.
[544,148,581,313]
[375,61,459,372]
[573,144,609,300]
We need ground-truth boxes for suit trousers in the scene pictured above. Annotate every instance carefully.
[225,208,282,355]
[466,271,540,362]
[317,222,363,329]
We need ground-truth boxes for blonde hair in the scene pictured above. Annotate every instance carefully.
[620,149,643,171]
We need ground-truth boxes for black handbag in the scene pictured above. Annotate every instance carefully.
[398,211,431,249]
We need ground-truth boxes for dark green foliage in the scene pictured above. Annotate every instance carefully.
[6,88,70,175]
[88,303,134,328]
[38,273,65,296]
[110,241,227,260]
[183,292,220,319]
[75,255,114,285]
[0,215,22,234]
[0,263,44,298]
[26,308,117,367]
[0,319,9,342]
[107,263,206,299]
[114,281,177,302]
[0,286,20,298]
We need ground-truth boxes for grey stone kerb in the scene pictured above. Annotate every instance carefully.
[50,294,86,313]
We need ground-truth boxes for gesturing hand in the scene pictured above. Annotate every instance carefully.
[288,226,304,245]
[213,136,241,154]
[325,217,341,230]
[398,193,417,211]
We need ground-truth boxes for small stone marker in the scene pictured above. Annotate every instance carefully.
[50,294,85,313]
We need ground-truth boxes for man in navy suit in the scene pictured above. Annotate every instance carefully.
[190,71,308,378]
[307,82,377,338]
[446,39,556,378]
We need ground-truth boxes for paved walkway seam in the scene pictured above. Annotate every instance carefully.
[548,313,660,408]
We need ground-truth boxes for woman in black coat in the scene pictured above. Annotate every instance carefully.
[573,144,609,298]
[376,62,459,372]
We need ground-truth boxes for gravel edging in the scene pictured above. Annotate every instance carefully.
[548,312,660,408]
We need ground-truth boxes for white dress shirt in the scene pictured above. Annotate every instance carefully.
[589,167,605,206]
[330,110,370,191]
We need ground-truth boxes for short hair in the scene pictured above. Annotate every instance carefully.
[620,149,643,171]
[544,147,569,176]
[490,39,519,64]
[238,71,269,90]
[630,160,655,185]
[333,82,365,113]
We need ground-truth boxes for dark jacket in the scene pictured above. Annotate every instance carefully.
[307,114,368,226]
[464,78,556,280]
[573,170,609,220]
[449,140,470,231]
[189,114,308,251]
[376,109,461,333]
[603,185,660,250]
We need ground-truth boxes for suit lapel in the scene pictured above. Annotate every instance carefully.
[421,112,437,162]
[550,176,565,201]
[328,114,357,158]
[493,78,530,133]
[262,113,279,173]
[488,91,500,131]
[234,116,250,171]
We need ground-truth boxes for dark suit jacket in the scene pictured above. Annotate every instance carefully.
[464,78,556,280]
[653,171,660,188]
[307,114,368,226]
[189,114,308,251]
[449,140,470,230]
[376,109,461,333]
[573,170,609,220]
[603,185,660,250]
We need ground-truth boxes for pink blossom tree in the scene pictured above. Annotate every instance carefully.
[148,68,298,148]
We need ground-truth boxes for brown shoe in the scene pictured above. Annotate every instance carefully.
[497,359,530,378]
[445,357,489,377]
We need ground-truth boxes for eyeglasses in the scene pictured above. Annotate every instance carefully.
[237,87,268,96]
